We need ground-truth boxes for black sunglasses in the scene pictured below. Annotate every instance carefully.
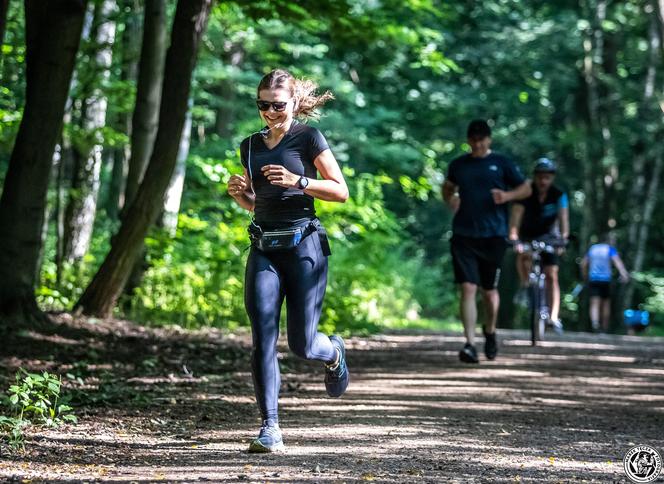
[256,100,289,112]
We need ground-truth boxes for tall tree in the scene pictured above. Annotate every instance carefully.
[62,0,116,262]
[624,0,664,306]
[213,43,244,138]
[578,0,614,246]
[105,0,141,219]
[75,0,212,318]
[119,0,172,303]
[658,0,664,57]
[162,99,192,234]
[0,0,86,323]
[122,97,192,303]
[0,0,9,51]
[123,0,167,210]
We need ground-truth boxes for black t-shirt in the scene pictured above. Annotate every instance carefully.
[240,120,329,225]
[516,184,568,239]
[446,152,526,238]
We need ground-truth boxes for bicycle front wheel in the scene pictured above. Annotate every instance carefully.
[529,285,543,346]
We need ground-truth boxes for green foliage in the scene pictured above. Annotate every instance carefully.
[37,217,116,311]
[317,170,422,332]
[0,370,77,452]
[4,0,664,333]
[124,154,248,328]
[631,272,664,335]
[121,159,452,331]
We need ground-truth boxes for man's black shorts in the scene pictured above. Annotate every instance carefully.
[588,281,611,299]
[450,235,507,290]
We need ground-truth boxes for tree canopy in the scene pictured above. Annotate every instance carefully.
[0,0,663,333]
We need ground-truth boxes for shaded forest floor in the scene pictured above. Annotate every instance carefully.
[1,315,663,483]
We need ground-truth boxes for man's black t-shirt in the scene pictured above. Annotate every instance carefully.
[240,120,329,225]
[516,185,568,239]
[446,152,525,238]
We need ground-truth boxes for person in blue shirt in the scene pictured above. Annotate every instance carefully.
[581,233,630,332]
[509,158,569,332]
[442,120,531,363]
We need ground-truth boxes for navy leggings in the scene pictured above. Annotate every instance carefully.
[244,230,336,421]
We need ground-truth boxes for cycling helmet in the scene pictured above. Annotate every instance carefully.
[533,157,557,173]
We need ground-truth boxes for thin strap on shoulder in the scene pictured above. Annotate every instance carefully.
[247,134,256,198]
[245,133,261,230]
[247,134,253,181]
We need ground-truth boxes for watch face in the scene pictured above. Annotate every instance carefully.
[299,177,309,189]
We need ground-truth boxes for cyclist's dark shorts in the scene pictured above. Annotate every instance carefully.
[541,252,559,267]
[522,237,559,266]
[451,235,507,290]
[588,281,611,299]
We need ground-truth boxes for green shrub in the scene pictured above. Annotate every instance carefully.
[0,369,76,452]
[37,157,455,334]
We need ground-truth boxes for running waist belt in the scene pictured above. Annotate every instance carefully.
[248,219,331,256]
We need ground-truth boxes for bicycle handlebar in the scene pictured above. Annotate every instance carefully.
[507,237,568,254]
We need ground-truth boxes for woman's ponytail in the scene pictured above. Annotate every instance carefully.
[293,78,334,119]
[257,69,334,120]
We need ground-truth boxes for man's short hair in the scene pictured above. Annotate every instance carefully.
[467,119,491,139]
[601,231,616,245]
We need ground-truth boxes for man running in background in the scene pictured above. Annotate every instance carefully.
[509,158,569,333]
[442,120,531,363]
[581,233,630,333]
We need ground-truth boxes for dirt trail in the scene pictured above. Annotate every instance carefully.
[1,317,663,483]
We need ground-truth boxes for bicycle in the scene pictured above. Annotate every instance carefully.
[510,237,567,346]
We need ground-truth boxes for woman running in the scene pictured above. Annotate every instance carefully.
[227,69,350,453]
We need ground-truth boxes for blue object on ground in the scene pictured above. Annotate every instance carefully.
[624,309,650,327]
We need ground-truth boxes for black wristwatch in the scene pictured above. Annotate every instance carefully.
[297,176,309,190]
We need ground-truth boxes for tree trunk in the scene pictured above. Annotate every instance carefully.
[62,0,116,262]
[579,0,615,244]
[75,0,212,318]
[580,26,600,247]
[632,154,663,275]
[106,148,126,219]
[55,142,67,285]
[657,0,664,59]
[162,99,192,234]
[599,30,618,230]
[105,0,141,219]
[0,0,9,52]
[121,103,190,303]
[624,0,664,307]
[626,8,659,267]
[0,0,86,323]
[119,0,167,302]
[590,0,615,233]
[213,45,244,137]
[123,0,167,210]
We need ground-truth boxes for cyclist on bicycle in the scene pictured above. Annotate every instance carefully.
[509,158,569,332]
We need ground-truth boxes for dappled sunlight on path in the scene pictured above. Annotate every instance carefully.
[1,324,663,482]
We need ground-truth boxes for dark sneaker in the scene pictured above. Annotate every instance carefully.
[484,331,498,360]
[548,319,564,335]
[248,419,285,453]
[459,343,479,364]
[325,335,349,397]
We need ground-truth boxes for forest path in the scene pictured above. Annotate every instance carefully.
[1,317,663,482]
